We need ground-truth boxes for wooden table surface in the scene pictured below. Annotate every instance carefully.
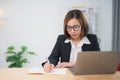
[0,68,120,80]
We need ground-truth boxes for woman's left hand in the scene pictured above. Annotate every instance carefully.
[55,62,75,68]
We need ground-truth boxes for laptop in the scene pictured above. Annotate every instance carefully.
[70,51,120,75]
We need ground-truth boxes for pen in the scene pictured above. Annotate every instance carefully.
[46,58,50,64]
[46,58,54,72]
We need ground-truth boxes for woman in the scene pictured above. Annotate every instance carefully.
[42,9,100,72]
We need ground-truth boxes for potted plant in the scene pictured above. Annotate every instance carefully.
[6,45,35,68]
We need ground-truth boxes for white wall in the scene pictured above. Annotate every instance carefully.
[0,0,112,67]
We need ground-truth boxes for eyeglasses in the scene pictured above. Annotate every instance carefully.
[66,25,80,31]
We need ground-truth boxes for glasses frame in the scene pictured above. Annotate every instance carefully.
[66,25,81,32]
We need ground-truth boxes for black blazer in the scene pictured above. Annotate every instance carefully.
[42,34,100,66]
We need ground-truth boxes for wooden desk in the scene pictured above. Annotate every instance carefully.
[0,68,120,80]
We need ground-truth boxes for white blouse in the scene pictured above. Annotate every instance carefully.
[64,36,91,62]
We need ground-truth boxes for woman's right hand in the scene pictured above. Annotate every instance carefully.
[43,63,54,73]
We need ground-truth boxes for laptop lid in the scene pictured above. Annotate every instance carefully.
[72,51,120,75]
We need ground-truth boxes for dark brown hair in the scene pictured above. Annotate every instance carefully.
[64,9,89,39]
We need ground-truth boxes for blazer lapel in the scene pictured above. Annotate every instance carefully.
[82,44,93,51]
[63,42,71,61]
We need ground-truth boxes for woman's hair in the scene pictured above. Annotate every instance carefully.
[64,9,89,39]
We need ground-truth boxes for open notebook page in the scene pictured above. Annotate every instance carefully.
[28,67,67,75]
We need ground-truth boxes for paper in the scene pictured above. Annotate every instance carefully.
[28,67,67,75]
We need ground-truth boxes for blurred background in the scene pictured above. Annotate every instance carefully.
[0,0,113,67]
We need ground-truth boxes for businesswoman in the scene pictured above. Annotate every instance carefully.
[42,9,100,72]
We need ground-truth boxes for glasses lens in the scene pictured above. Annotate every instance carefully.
[73,25,80,30]
[67,25,80,31]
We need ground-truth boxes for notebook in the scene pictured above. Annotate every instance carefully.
[70,51,120,75]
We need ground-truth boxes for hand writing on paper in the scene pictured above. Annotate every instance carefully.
[43,63,54,73]
[55,62,75,68]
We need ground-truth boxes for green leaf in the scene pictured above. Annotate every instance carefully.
[21,58,28,63]
[21,46,27,52]
[18,51,24,55]
[6,51,16,54]
[7,46,14,50]
[8,62,22,68]
[6,46,16,54]
[8,63,16,68]
[6,55,18,62]
[27,51,35,55]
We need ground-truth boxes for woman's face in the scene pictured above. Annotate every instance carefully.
[67,18,81,40]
